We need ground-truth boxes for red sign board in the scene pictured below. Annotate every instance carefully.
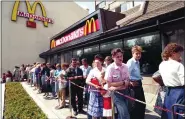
[54,18,100,48]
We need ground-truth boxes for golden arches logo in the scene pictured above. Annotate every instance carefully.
[11,0,48,27]
[50,40,56,49]
[84,18,97,36]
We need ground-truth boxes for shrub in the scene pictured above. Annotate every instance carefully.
[4,82,47,119]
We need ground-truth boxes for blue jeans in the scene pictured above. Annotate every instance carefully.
[51,82,56,97]
[41,75,46,86]
[55,80,59,93]
[112,89,130,119]
[162,87,184,119]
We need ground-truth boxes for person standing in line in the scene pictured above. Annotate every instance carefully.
[6,71,13,82]
[13,66,20,81]
[35,63,41,93]
[159,43,184,119]
[25,64,30,82]
[54,64,62,101]
[2,73,6,83]
[86,54,105,119]
[41,63,50,96]
[80,58,92,106]
[126,45,146,119]
[76,60,81,68]
[104,56,112,69]
[57,63,69,109]
[49,65,56,98]
[66,58,84,116]
[20,64,25,81]
[153,52,169,115]
[100,83,112,119]
[105,48,130,119]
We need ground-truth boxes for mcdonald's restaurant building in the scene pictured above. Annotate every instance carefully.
[40,1,185,68]
[40,1,185,94]
[0,1,88,75]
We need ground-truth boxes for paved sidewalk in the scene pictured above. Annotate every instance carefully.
[21,82,87,119]
[21,82,160,119]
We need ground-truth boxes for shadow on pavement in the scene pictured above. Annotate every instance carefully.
[145,113,160,119]
[145,109,152,113]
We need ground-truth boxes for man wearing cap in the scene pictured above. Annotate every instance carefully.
[66,58,84,116]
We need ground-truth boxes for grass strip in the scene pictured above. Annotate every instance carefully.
[4,82,47,119]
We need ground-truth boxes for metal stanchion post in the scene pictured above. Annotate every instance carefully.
[171,104,185,119]
[111,92,115,119]
[66,80,77,119]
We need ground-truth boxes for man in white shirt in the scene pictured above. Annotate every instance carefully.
[80,58,92,106]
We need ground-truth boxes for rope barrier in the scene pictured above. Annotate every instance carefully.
[69,81,185,117]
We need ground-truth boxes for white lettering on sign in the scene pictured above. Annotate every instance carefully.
[56,27,84,46]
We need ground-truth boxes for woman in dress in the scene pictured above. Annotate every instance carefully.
[159,43,184,119]
[86,54,105,119]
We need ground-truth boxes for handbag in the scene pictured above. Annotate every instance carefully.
[90,77,102,91]
[91,77,101,86]
[152,70,161,79]
[152,70,164,86]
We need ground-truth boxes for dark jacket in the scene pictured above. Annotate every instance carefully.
[41,67,50,77]
[66,67,84,85]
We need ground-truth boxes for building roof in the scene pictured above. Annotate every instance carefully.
[117,1,184,27]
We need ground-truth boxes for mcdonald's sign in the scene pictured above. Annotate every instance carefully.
[84,18,99,36]
[11,0,54,28]
[50,40,56,49]
[54,17,100,48]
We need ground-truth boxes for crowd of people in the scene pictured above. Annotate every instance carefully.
[2,43,184,119]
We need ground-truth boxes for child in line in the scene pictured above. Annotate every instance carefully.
[57,72,67,109]
[100,83,112,119]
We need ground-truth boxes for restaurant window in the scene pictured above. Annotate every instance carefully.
[46,57,50,63]
[82,45,99,66]
[100,40,123,60]
[84,45,99,54]
[166,29,185,65]
[120,2,134,12]
[100,40,122,53]
[64,51,72,64]
[57,53,61,64]
[124,33,162,75]
[50,56,54,65]
[53,55,58,65]
[73,49,83,60]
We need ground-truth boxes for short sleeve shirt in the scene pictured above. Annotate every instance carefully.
[86,67,105,83]
[105,62,130,83]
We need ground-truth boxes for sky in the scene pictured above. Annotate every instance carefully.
[75,1,95,14]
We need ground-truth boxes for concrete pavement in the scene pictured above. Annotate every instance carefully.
[21,82,160,119]
[21,82,87,119]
